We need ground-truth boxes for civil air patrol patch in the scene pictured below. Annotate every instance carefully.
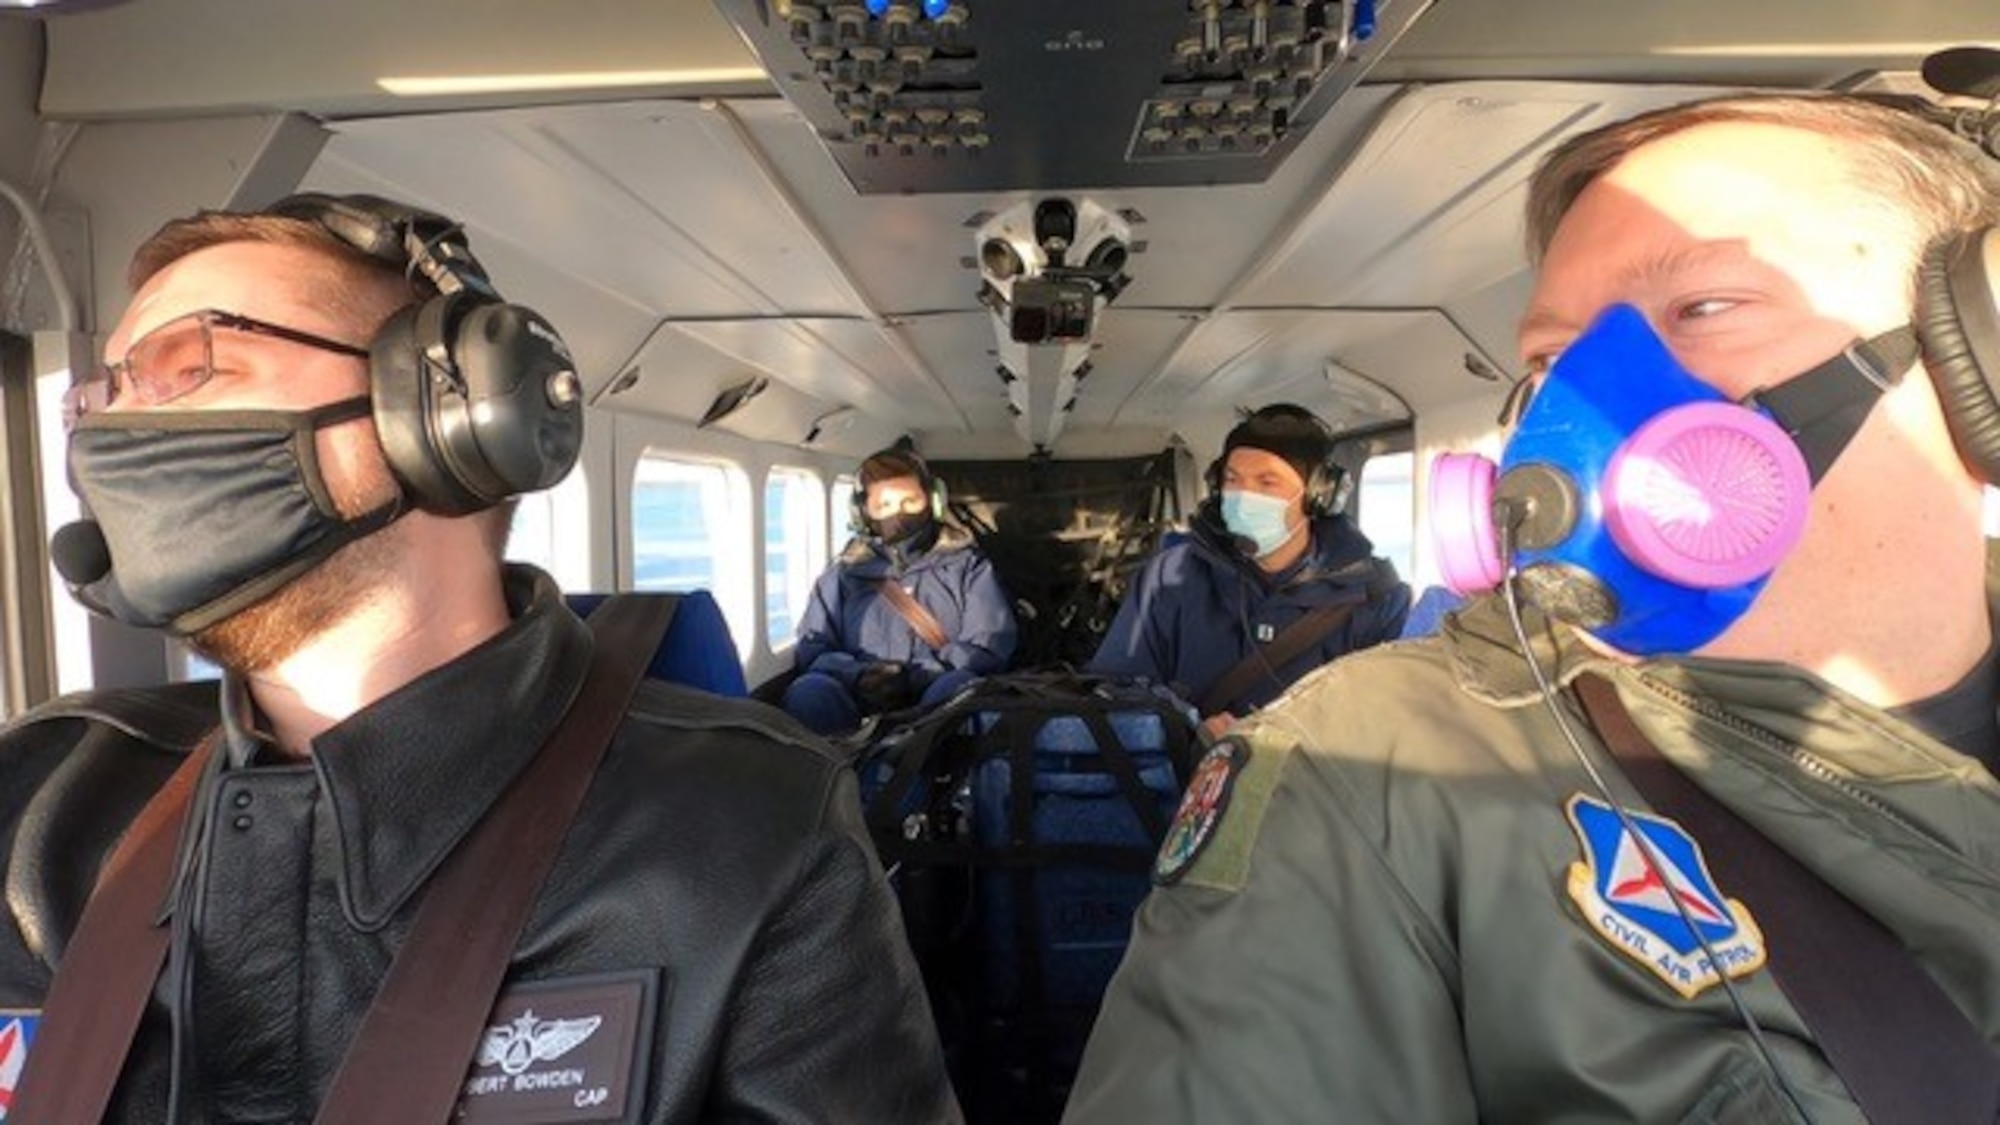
[1154,738,1250,885]
[1563,794,1766,999]
[0,1010,39,1122]
[457,971,658,1124]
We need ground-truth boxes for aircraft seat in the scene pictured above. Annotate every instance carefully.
[1399,584,1469,639]
[564,591,747,697]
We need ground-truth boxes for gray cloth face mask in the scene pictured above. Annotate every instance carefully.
[61,395,401,636]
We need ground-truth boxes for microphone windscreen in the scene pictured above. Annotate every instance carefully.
[1922,46,2000,101]
[51,519,112,586]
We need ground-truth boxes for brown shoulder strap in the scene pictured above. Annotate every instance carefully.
[878,578,949,651]
[1574,673,2000,1125]
[314,593,677,1125]
[1197,599,1358,716]
[8,734,218,1124]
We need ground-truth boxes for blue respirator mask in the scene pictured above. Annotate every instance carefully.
[1429,304,1916,655]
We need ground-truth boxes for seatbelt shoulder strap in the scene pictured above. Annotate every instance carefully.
[9,734,218,1125]
[878,578,949,651]
[314,593,677,1124]
[1574,673,2000,1125]
[1197,598,1360,716]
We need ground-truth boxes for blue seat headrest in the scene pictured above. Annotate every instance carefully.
[563,591,747,697]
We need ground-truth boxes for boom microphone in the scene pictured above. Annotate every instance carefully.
[51,519,112,587]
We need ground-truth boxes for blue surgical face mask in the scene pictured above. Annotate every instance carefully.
[1221,488,1300,558]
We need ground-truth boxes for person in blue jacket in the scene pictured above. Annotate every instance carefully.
[783,447,1018,734]
[1088,404,1410,732]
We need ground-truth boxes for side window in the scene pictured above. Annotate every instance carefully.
[830,473,859,556]
[1356,449,1416,581]
[505,466,592,592]
[631,454,753,658]
[765,468,828,649]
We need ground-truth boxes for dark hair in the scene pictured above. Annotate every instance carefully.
[1526,93,2000,268]
[858,448,932,489]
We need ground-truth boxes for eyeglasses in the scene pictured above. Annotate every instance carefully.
[64,308,371,426]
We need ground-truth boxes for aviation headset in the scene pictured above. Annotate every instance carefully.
[263,192,584,516]
[1205,403,1350,518]
[1916,225,2000,482]
[850,446,949,533]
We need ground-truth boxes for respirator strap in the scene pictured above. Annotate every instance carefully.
[1747,325,1918,482]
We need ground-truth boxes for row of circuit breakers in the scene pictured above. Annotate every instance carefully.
[718,0,1433,193]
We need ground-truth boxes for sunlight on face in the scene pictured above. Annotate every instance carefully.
[864,475,929,519]
[1221,447,1305,508]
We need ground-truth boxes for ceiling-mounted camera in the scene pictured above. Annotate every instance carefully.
[1033,198,1079,266]
[968,195,1139,448]
[1006,277,1097,343]
[973,195,1134,344]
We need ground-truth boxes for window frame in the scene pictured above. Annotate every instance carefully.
[763,465,829,652]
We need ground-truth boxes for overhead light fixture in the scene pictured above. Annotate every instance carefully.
[0,0,136,12]
[1651,41,1964,58]
[376,67,765,98]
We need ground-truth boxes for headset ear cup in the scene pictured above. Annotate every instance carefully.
[1920,228,2000,484]
[1314,462,1352,519]
[371,300,484,514]
[372,296,583,515]
[931,477,949,521]
[442,301,583,502]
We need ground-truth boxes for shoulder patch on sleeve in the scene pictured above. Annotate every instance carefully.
[1,1010,40,1118]
[1153,729,1294,891]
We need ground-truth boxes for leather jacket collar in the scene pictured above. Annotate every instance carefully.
[204,566,592,930]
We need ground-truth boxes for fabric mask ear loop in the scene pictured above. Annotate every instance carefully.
[289,395,388,517]
[1746,325,1918,482]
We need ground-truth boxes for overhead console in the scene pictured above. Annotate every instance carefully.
[711,0,1435,193]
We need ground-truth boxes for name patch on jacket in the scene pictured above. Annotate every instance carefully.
[0,1010,38,1121]
[1564,795,1766,998]
[458,971,657,1123]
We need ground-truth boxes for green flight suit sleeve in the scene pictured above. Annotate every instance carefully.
[1064,694,1479,1124]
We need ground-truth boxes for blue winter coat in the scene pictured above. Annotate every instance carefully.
[1087,504,1410,716]
[794,525,1018,691]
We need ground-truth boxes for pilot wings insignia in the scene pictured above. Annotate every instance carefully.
[477,1010,604,1076]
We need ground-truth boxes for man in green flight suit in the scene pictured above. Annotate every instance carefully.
[1065,92,2000,1122]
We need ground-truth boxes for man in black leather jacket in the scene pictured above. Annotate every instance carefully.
[0,195,960,1123]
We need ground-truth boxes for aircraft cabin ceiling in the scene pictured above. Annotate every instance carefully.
[29,0,1997,456]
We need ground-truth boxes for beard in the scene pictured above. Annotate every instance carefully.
[188,529,399,672]
[189,420,405,673]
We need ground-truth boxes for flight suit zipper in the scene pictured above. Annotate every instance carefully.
[1638,677,1953,853]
